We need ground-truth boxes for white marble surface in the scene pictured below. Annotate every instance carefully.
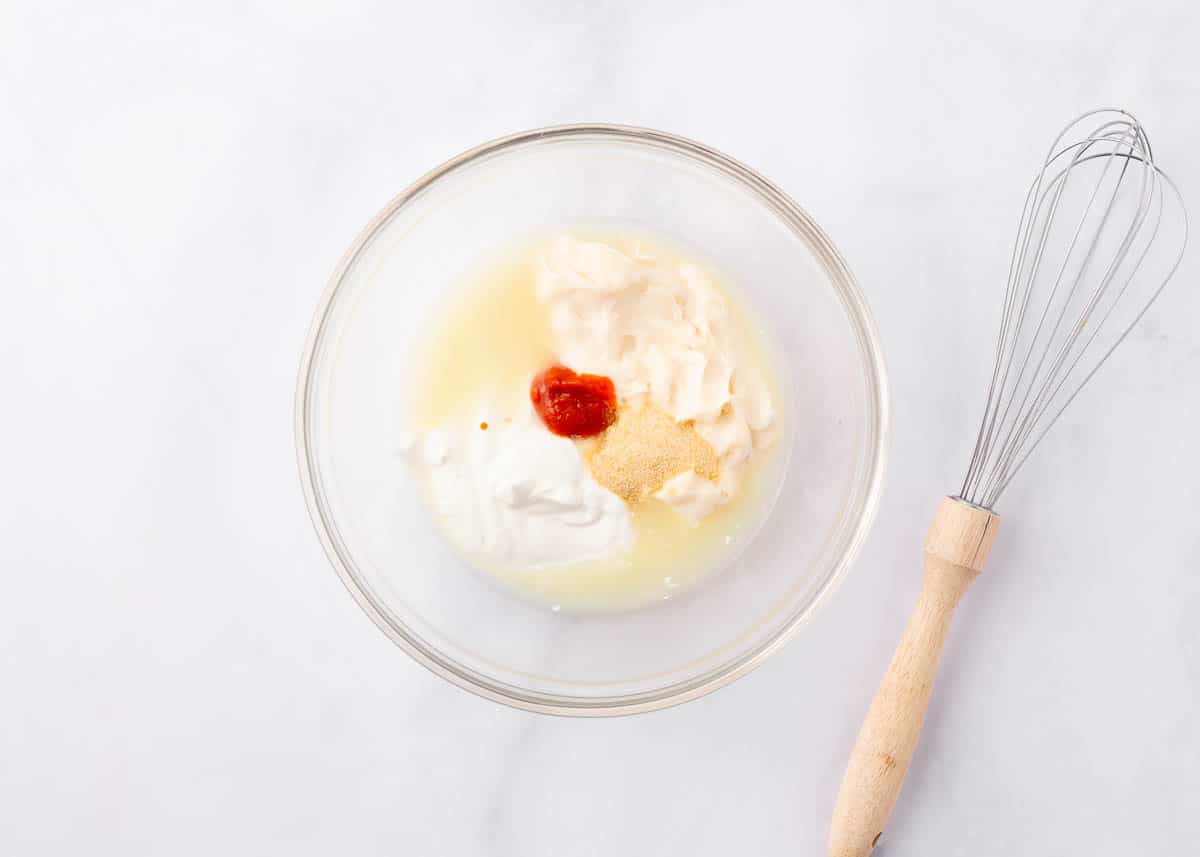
[3,2,1199,854]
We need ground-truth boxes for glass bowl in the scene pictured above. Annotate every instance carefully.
[295,125,888,715]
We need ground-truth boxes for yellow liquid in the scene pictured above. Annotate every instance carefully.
[408,231,785,611]
[409,251,552,429]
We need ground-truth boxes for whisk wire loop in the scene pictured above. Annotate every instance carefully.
[959,109,1188,509]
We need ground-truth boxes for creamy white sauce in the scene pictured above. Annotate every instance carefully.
[538,236,776,521]
[401,407,632,569]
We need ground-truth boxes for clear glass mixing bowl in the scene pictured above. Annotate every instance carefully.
[295,125,889,715]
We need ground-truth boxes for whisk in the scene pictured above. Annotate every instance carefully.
[828,109,1188,857]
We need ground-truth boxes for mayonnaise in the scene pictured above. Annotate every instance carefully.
[537,236,776,522]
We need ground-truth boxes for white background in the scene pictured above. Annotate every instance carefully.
[3,2,1198,855]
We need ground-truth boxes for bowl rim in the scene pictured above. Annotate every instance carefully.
[295,123,890,716]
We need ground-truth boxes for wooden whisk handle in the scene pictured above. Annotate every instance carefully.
[828,497,999,857]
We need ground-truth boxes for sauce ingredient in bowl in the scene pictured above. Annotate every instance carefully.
[530,365,617,437]
[401,408,632,568]
[586,403,717,503]
[538,236,777,523]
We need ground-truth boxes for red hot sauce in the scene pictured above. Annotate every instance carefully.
[530,365,618,438]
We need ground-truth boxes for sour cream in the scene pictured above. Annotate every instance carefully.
[402,408,632,569]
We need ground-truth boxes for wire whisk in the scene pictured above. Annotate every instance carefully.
[959,108,1188,509]
[830,109,1188,857]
